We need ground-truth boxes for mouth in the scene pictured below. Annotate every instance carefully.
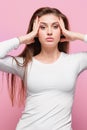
[46,37,54,42]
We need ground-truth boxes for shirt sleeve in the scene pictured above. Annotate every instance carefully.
[0,38,25,79]
[77,52,87,74]
[0,37,20,58]
[0,56,25,79]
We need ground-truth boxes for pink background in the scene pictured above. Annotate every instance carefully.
[0,0,87,130]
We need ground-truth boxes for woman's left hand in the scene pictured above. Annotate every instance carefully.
[58,17,84,42]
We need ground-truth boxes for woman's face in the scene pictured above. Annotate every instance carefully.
[38,14,61,48]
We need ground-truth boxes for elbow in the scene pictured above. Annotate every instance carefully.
[0,52,6,59]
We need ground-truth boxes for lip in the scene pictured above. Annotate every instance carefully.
[46,37,54,42]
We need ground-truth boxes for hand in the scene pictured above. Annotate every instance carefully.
[58,17,83,42]
[32,16,40,37]
[18,17,40,44]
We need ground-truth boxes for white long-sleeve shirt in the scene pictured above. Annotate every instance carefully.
[0,38,87,130]
[0,38,25,79]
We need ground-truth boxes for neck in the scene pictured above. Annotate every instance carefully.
[40,47,60,60]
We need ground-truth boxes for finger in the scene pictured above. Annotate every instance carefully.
[31,39,35,43]
[33,16,40,32]
[35,16,39,25]
[28,39,35,44]
[34,16,39,23]
[60,38,69,42]
[33,16,38,27]
[58,17,65,30]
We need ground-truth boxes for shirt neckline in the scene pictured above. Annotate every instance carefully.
[32,52,63,65]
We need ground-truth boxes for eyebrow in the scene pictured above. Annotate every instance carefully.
[40,22,59,25]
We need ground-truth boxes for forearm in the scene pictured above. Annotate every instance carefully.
[0,31,36,58]
[0,37,20,58]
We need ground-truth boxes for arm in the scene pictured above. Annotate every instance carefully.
[58,18,87,74]
[0,17,39,78]
[74,52,87,75]
[0,38,20,58]
[0,38,25,79]
[0,36,33,79]
[58,17,87,43]
[0,56,25,79]
[79,52,87,73]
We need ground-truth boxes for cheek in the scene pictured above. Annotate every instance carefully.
[54,30,61,40]
[38,31,45,40]
[38,32,44,44]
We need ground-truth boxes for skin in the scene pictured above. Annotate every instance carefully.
[38,14,61,48]
[18,13,85,63]
[35,14,61,63]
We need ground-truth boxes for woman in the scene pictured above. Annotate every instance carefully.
[0,7,87,130]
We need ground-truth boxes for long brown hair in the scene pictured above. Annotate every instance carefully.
[7,7,70,106]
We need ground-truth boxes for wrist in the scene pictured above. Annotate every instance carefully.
[18,35,30,44]
[17,36,24,44]
[18,32,35,44]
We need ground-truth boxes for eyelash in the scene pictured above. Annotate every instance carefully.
[53,25,58,29]
[39,26,46,29]
[39,25,59,30]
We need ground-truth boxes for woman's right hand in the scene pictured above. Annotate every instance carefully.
[18,17,40,44]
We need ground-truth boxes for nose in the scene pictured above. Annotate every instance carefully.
[47,27,52,35]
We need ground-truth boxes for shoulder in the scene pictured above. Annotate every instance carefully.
[61,52,87,64]
[62,51,87,59]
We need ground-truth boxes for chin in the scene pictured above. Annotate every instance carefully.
[43,43,58,48]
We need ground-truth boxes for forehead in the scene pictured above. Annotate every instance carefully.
[39,14,59,23]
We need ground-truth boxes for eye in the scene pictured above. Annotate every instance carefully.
[53,25,59,29]
[39,25,46,30]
